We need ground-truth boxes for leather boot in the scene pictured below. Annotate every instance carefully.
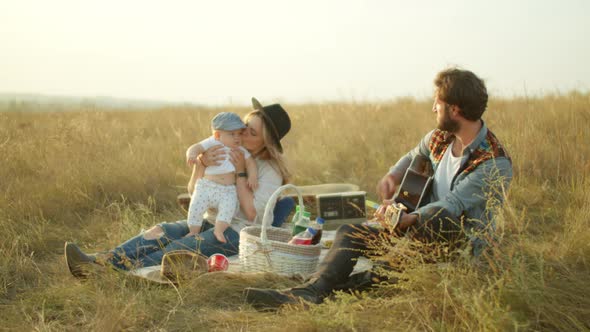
[244,278,331,310]
[64,242,99,278]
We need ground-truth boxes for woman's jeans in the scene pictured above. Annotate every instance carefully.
[107,197,295,270]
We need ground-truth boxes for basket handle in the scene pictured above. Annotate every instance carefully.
[260,184,305,243]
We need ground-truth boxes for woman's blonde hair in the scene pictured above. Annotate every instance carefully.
[244,111,291,184]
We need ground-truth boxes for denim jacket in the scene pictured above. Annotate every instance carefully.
[389,121,513,255]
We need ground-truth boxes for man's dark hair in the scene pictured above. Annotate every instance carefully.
[434,68,488,121]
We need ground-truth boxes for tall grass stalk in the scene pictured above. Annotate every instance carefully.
[1,93,589,330]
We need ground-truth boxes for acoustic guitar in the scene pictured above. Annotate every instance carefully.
[383,154,434,232]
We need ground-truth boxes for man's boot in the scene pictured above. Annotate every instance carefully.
[244,278,331,310]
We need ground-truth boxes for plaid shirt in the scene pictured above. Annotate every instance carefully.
[429,127,511,179]
[390,121,513,255]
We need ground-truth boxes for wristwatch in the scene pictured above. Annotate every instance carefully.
[237,172,248,178]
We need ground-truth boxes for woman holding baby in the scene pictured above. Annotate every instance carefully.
[64,98,293,277]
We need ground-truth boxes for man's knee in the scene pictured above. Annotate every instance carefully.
[143,226,165,240]
[336,224,357,234]
[419,207,455,221]
[414,207,463,242]
[334,224,379,246]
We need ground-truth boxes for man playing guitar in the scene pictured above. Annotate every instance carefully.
[245,68,513,309]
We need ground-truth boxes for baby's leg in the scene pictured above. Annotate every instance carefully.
[187,180,212,230]
[214,188,239,243]
[213,221,230,243]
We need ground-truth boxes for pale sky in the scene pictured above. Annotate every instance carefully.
[1,0,589,105]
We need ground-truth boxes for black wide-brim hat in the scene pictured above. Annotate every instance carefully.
[251,97,291,153]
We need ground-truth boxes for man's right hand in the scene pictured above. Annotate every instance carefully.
[376,173,398,202]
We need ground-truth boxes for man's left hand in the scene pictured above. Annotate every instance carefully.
[397,212,418,231]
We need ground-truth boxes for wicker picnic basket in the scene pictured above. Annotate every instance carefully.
[239,184,321,276]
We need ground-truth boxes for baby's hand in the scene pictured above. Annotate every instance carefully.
[187,157,197,167]
[247,175,259,191]
[214,229,227,243]
[186,150,198,166]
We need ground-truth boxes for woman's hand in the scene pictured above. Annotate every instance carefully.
[200,145,226,167]
[229,148,246,173]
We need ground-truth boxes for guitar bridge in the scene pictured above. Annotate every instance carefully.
[393,155,434,212]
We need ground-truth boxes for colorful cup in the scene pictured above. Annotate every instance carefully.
[207,253,229,272]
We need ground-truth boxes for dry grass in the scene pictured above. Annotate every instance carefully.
[1,92,589,331]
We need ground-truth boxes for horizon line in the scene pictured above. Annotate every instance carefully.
[1,88,589,109]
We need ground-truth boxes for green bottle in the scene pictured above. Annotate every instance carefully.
[292,210,311,236]
[291,205,301,225]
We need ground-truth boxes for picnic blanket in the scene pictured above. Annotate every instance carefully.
[130,230,373,282]
[136,183,372,283]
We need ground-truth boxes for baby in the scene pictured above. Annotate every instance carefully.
[186,112,258,243]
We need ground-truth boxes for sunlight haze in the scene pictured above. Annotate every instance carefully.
[2,0,589,105]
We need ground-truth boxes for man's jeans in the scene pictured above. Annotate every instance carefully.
[107,197,295,270]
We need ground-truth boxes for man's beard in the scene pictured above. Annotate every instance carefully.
[437,110,460,132]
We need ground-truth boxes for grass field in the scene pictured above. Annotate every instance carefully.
[1,93,589,331]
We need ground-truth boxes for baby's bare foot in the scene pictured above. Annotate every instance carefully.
[214,230,227,243]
